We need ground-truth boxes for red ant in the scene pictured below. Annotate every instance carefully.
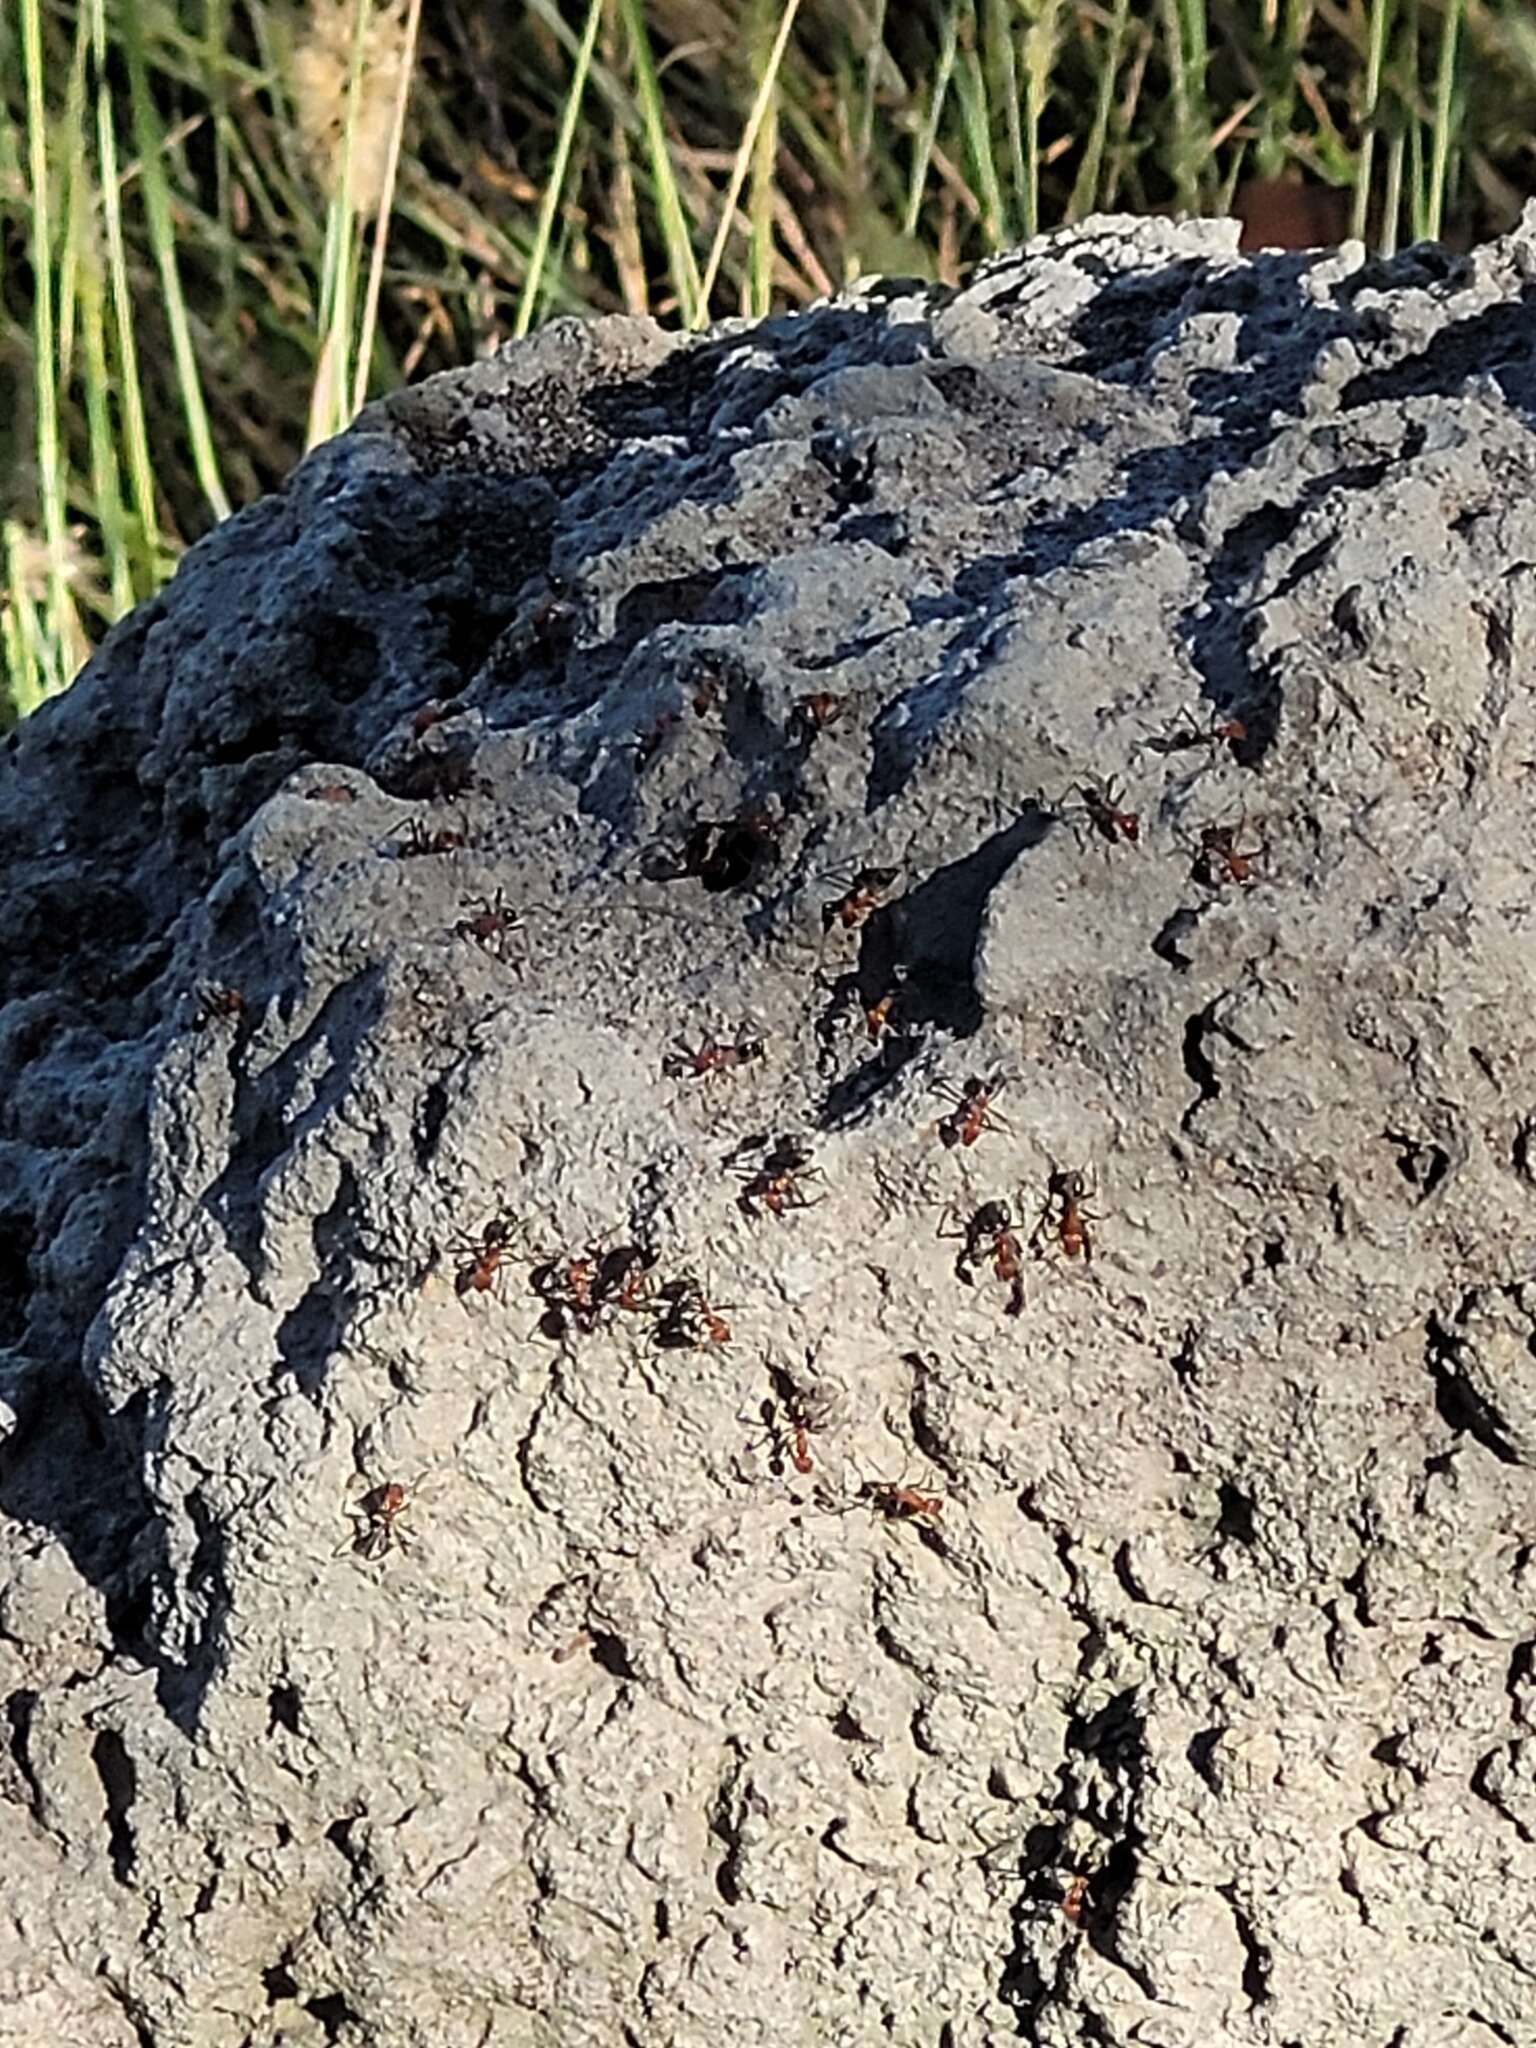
[757,1366,841,1472]
[933,1072,1011,1149]
[789,692,845,744]
[1191,820,1264,889]
[745,1393,813,1473]
[526,579,578,653]
[341,1481,415,1562]
[1061,1874,1091,1925]
[864,966,916,1043]
[944,1200,1027,1315]
[1142,714,1246,758]
[821,864,898,934]
[455,889,522,957]
[687,666,723,718]
[591,1242,658,1315]
[663,1030,765,1079]
[1074,776,1140,846]
[653,1275,733,1350]
[857,1475,945,1526]
[193,984,246,1028]
[864,993,897,1042]
[736,1137,823,1219]
[411,700,453,739]
[529,1248,601,1338]
[1032,1168,1097,1265]
[304,783,356,804]
[396,818,469,859]
[451,1214,520,1298]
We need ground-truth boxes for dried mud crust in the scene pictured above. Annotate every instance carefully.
[3,211,1536,2047]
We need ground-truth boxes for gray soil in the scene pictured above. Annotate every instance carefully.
[3,210,1536,2048]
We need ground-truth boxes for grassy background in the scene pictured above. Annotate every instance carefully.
[3,0,1534,719]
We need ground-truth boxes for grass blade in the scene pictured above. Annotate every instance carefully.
[696,0,804,322]
[1426,0,1462,241]
[353,0,424,403]
[617,0,701,324]
[903,6,960,240]
[515,0,603,340]
[119,0,231,519]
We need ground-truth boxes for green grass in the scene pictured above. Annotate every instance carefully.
[3,0,1535,719]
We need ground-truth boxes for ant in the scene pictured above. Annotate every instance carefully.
[341,1481,415,1562]
[756,1365,842,1473]
[451,1213,520,1298]
[663,1030,765,1079]
[652,1275,733,1350]
[789,692,845,745]
[943,1200,1027,1315]
[746,1393,814,1473]
[529,1248,602,1339]
[863,987,905,1042]
[1191,820,1264,889]
[1061,1874,1091,1925]
[303,783,356,804]
[820,864,899,935]
[410,700,453,740]
[1141,714,1246,758]
[736,1136,823,1219]
[193,984,246,1029]
[1032,1168,1097,1265]
[678,809,780,893]
[933,1072,1010,1149]
[526,578,578,654]
[685,656,736,719]
[396,818,469,859]
[455,889,522,957]
[1073,775,1140,846]
[863,963,917,1045]
[856,1475,945,1526]
[590,1242,658,1316]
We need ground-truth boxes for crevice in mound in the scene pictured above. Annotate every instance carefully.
[91,1728,138,1884]
[1220,1886,1273,2003]
[1178,1007,1223,1126]
[5,1689,40,1812]
[1470,1749,1536,1845]
[1151,908,1197,971]
[263,1957,300,2002]
[424,591,515,684]
[1341,288,1536,410]
[0,1207,35,1345]
[305,1991,363,2041]
[1424,1317,1519,1465]
[588,1631,637,1681]
[273,1163,368,1402]
[1381,1128,1450,1201]
[184,1485,235,1678]
[267,1683,301,1735]
[815,807,1052,1129]
[96,1967,156,2048]
[613,568,753,660]
[1216,1481,1258,1546]
[706,1777,742,1905]
[1187,1727,1222,1790]
[204,975,384,1290]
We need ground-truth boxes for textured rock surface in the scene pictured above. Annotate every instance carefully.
[5,209,1536,2047]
